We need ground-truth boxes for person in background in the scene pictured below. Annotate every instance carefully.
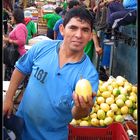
[24,11,37,44]
[13,1,20,10]
[3,0,13,13]
[67,0,80,11]
[3,7,99,140]
[53,9,67,40]
[84,29,103,61]
[43,6,62,39]
[89,0,96,10]
[3,8,11,35]
[84,7,103,62]
[79,0,88,8]
[3,8,28,81]
[106,0,137,28]
[106,0,137,39]
[53,0,80,40]
[62,0,68,10]
[93,0,137,40]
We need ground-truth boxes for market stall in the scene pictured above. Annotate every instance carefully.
[69,75,138,139]
[3,2,137,139]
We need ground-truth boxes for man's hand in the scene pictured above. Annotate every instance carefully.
[3,97,14,118]
[95,46,103,56]
[72,92,96,120]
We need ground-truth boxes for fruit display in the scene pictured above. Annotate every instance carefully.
[70,76,137,127]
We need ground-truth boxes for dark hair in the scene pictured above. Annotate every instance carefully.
[68,1,80,9]
[63,7,94,31]
[55,7,63,14]
[12,8,24,24]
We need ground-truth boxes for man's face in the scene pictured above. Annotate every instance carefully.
[60,17,92,52]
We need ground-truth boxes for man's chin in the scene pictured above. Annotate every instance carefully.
[70,47,83,52]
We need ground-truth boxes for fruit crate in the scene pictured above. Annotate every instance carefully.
[68,122,129,140]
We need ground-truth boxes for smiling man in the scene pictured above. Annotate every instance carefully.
[3,7,99,140]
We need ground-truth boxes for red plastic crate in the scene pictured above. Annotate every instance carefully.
[68,122,129,140]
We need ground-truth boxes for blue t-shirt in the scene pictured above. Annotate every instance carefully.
[15,40,99,140]
[123,0,137,10]
[53,18,64,40]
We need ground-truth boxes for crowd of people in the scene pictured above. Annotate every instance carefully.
[3,0,137,79]
[3,0,137,139]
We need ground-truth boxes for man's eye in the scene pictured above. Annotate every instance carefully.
[83,29,90,32]
[69,26,77,30]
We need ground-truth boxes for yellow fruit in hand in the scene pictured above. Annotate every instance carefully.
[75,78,92,102]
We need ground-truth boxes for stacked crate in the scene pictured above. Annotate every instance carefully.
[37,16,47,35]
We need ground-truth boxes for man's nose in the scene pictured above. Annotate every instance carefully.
[75,29,82,38]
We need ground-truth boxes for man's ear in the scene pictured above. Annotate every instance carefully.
[59,24,64,37]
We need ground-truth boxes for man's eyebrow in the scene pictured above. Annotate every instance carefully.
[68,25,90,29]
[67,25,78,28]
[82,27,91,30]
[68,25,77,27]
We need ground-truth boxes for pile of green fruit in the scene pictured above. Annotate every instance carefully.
[70,76,137,127]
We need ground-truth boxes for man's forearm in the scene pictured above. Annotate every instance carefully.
[5,68,26,101]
